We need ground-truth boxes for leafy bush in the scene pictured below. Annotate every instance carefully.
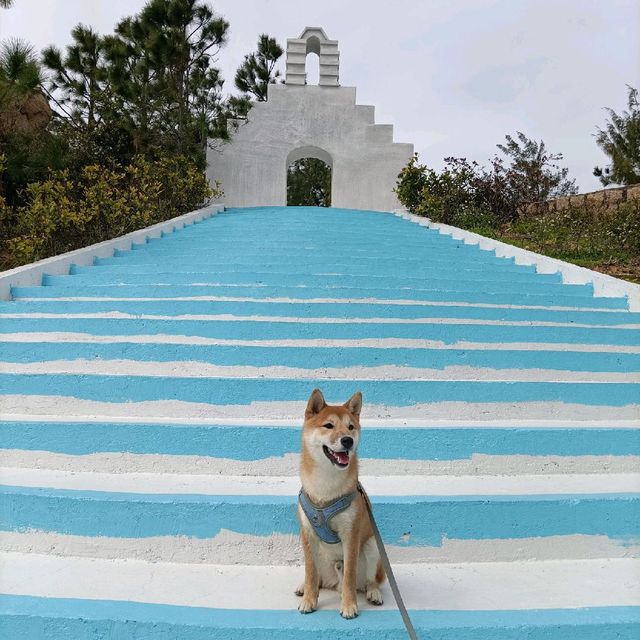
[394,154,428,214]
[395,132,577,224]
[394,147,639,282]
[0,153,218,269]
[395,155,504,230]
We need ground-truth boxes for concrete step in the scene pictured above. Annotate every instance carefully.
[72,258,544,272]
[102,236,488,253]
[26,273,593,299]
[11,275,594,298]
[2,555,638,639]
[19,286,619,309]
[38,266,550,283]
[2,373,638,407]
[1,361,638,385]
[6,293,636,324]
[1,315,636,345]
[3,341,639,372]
[2,470,638,544]
[2,420,638,461]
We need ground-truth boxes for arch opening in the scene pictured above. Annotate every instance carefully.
[305,51,320,85]
[286,146,333,207]
[304,35,321,85]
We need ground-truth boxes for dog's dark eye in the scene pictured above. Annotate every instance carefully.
[323,423,333,429]
[348,424,354,431]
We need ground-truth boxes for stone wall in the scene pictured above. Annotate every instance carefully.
[520,183,640,215]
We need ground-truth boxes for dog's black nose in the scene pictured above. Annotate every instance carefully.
[341,436,354,450]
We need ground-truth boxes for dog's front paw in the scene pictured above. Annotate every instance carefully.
[298,596,317,614]
[340,602,359,619]
[366,586,383,605]
[294,583,304,597]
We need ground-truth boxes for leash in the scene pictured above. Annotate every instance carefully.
[357,482,419,639]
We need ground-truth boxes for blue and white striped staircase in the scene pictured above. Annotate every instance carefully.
[1,205,639,639]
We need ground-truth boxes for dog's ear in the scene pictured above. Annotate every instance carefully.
[306,388,326,416]
[344,391,362,417]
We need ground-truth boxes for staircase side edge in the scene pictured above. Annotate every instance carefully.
[394,209,640,311]
[0,203,226,300]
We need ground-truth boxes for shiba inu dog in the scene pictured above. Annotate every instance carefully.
[296,388,385,619]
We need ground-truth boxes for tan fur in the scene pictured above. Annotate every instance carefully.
[296,388,385,618]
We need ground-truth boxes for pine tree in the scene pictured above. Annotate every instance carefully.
[594,86,640,186]
[42,25,106,131]
[234,34,283,102]
[102,0,229,165]
[497,132,577,201]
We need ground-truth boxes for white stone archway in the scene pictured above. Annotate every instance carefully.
[286,145,333,168]
[207,28,413,212]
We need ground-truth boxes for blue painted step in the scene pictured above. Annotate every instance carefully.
[1,595,638,640]
[2,421,638,460]
[1,374,638,405]
[2,485,638,544]
[2,342,639,372]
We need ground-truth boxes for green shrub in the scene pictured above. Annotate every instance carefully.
[395,155,506,227]
[394,151,639,281]
[394,154,429,213]
[0,153,219,269]
[506,199,640,267]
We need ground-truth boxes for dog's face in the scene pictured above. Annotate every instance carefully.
[302,388,362,471]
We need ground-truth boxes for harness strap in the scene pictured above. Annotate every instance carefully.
[298,488,357,544]
[357,482,418,640]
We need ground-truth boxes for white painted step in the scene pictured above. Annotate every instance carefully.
[3,467,638,496]
[2,552,638,611]
[4,449,638,477]
[3,396,639,422]
[2,360,638,382]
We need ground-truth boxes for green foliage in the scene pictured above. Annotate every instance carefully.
[0,39,61,207]
[0,129,67,206]
[594,86,640,187]
[507,199,640,271]
[103,0,230,165]
[497,131,577,201]
[395,133,577,225]
[416,157,485,221]
[395,155,508,229]
[40,0,232,168]
[234,34,283,102]
[0,153,218,268]
[394,136,639,281]
[42,25,106,131]
[394,154,428,213]
[287,158,331,207]
[0,38,42,107]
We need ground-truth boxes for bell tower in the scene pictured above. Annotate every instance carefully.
[285,27,340,87]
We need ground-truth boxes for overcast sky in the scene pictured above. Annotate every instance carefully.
[2,0,639,192]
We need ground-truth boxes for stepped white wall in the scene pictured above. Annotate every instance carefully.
[206,27,413,212]
[207,85,413,211]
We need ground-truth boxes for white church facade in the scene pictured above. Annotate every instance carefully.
[207,27,414,211]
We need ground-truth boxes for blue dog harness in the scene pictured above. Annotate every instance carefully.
[298,488,357,544]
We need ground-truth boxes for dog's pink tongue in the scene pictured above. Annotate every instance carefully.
[335,451,349,465]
